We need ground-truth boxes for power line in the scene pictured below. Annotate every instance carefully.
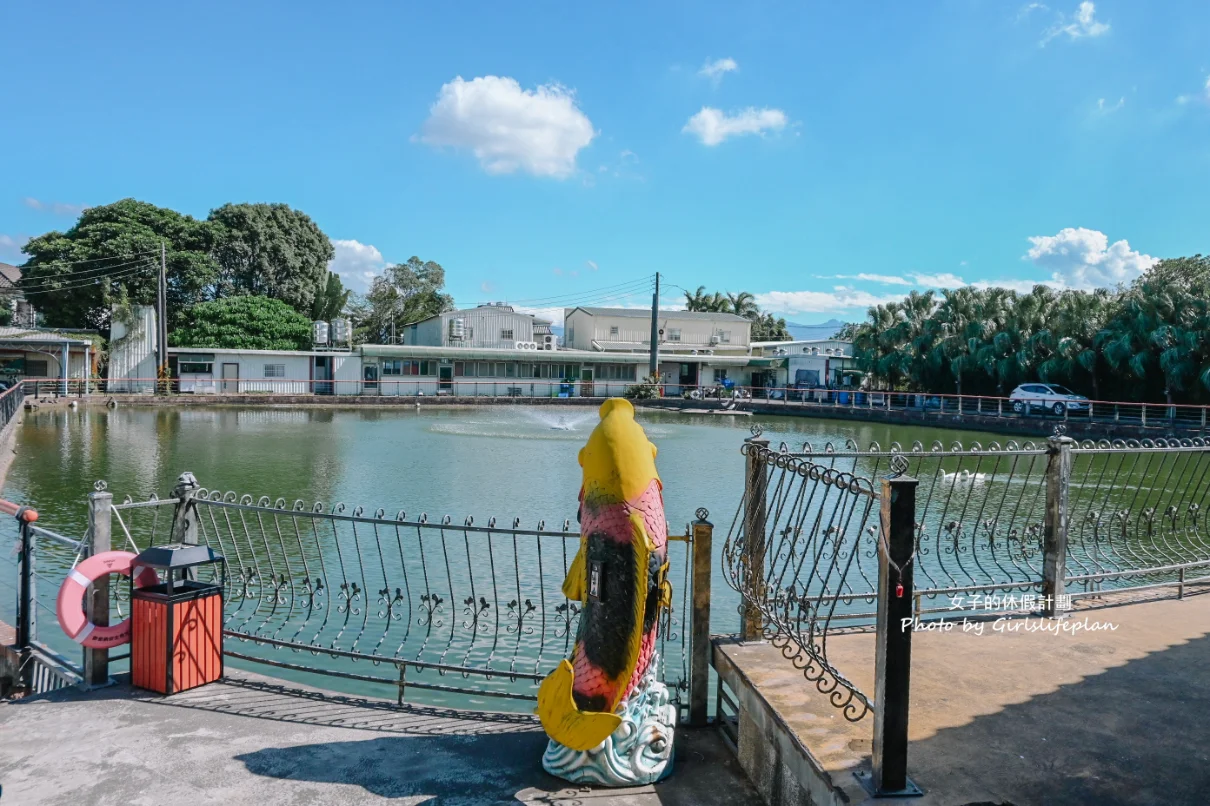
[15,248,160,268]
[466,276,655,307]
[16,260,157,291]
[16,262,157,295]
[17,255,162,285]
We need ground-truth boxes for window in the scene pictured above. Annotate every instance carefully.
[567,326,574,343]
[25,359,49,377]
[506,363,517,378]
[717,330,731,343]
[667,328,681,342]
[179,362,212,374]
[264,364,285,378]
[609,326,619,337]
[596,364,637,381]
[454,361,465,377]
[713,368,729,383]
[381,360,403,376]
[501,329,514,340]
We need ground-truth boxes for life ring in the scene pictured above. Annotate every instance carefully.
[56,551,159,649]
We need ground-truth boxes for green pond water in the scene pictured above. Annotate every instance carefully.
[3,404,1009,709]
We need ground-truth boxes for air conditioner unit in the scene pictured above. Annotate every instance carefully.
[514,341,538,351]
[709,335,720,345]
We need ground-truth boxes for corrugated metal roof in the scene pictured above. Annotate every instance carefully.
[0,327,92,346]
[568,307,752,323]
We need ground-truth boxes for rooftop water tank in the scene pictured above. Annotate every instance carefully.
[312,321,329,345]
[449,318,466,339]
[331,318,350,346]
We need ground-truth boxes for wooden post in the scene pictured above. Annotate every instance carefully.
[742,439,769,641]
[869,474,921,797]
[1042,436,1073,617]
[84,491,113,687]
[689,513,713,726]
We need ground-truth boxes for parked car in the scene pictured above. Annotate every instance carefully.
[1009,383,1089,416]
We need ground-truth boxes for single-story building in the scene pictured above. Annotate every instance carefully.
[168,348,361,395]
[0,326,97,393]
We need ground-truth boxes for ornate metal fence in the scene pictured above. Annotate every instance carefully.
[721,435,881,721]
[105,476,700,713]
[790,432,1210,608]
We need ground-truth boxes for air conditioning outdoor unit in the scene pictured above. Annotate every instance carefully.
[514,341,538,351]
[709,335,720,345]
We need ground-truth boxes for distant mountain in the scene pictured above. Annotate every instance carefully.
[784,319,848,341]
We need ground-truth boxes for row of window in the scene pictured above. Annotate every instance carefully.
[585,327,731,344]
[382,360,439,376]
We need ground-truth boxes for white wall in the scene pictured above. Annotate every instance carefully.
[564,310,752,351]
[107,304,157,391]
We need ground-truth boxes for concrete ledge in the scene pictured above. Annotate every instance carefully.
[712,591,1210,806]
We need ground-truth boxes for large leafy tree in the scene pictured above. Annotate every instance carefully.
[170,296,312,351]
[208,203,335,314]
[17,199,218,334]
[349,256,454,343]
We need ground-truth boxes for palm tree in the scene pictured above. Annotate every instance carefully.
[727,291,760,320]
[683,285,711,312]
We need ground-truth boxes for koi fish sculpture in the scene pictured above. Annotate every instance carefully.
[538,398,677,786]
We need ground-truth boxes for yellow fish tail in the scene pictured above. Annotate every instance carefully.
[537,659,622,751]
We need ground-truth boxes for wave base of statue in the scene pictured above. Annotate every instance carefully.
[541,657,677,787]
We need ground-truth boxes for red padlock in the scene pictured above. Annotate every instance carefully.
[895,583,904,598]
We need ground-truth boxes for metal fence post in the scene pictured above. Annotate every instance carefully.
[1042,435,1074,617]
[689,511,713,727]
[742,438,769,641]
[868,473,921,797]
[83,490,113,688]
[170,472,200,546]
[15,507,38,691]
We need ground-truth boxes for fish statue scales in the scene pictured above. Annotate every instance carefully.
[537,398,676,786]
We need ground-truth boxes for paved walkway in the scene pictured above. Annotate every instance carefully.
[0,670,760,806]
[718,589,1210,805]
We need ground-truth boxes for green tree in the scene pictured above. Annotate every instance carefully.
[350,256,454,343]
[311,271,350,321]
[17,199,218,334]
[208,203,335,314]
[170,296,312,351]
[751,311,791,341]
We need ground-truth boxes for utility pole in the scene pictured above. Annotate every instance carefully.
[648,272,660,380]
[157,241,168,392]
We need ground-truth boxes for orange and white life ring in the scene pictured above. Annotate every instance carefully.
[56,551,159,649]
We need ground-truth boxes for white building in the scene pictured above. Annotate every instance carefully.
[0,327,96,393]
[169,347,361,395]
[403,304,557,351]
[745,339,858,392]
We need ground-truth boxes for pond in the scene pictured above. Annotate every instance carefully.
[3,404,1010,707]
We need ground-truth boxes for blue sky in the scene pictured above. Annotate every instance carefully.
[2,1,1207,325]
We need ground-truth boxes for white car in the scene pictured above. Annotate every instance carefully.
[1009,383,1089,416]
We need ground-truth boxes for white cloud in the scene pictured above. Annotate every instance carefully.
[1096,96,1125,114]
[1041,1,1109,45]
[683,107,788,146]
[1017,2,1050,20]
[912,272,967,288]
[0,234,29,261]
[329,239,386,292]
[418,75,595,179]
[1025,227,1157,289]
[586,260,598,271]
[23,197,86,216]
[699,58,738,83]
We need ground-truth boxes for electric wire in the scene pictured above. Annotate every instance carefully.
[11,248,160,268]
[15,256,161,286]
[16,262,158,295]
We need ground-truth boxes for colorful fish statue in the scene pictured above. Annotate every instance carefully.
[537,398,672,756]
